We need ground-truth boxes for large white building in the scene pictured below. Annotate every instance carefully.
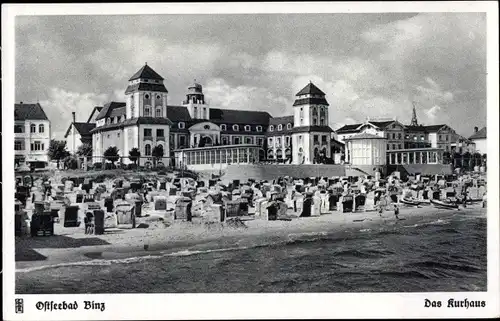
[90,64,335,170]
[14,102,51,168]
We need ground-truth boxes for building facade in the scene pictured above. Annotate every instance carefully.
[14,102,51,168]
[469,126,486,154]
[88,64,334,170]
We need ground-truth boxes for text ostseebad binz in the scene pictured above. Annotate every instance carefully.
[424,298,486,308]
[36,301,105,312]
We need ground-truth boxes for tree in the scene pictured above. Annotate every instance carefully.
[452,152,462,168]
[48,139,70,169]
[128,147,141,165]
[151,145,164,167]
[463,151,472,171]
[481,153,487,167]
[104,146,120,166]
[76,142,92,157]
[442,151,452,165]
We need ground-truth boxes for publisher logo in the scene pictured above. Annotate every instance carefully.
[15,298,24,314]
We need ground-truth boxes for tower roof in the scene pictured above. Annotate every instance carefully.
[14,103,49,121]
[128,64,164,81]
[295,82,325,96]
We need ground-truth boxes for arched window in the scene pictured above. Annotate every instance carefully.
[156,108,162,117]
[144,106,151,117]
[320,118,325,126]
[38,124,44,133]
[277,124,283,131]
[233,124,239,131]
[256,126,262,132]
[194,106,198,117]
[30,124,36,133]
[106,118,111,124]
[145,144,152,156]
[286,123,292,130]
[221,124,227,131]
[269,125,274,132]
[245,137,253,144]
[244,125,251,132]
[178,122,185,129]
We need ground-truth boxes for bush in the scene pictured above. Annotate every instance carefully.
[104,163,116,170]
[93,162,103,170]
[127,163,138,170]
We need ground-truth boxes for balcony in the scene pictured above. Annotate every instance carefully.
[156,136,165,141]
[143,136,153,141]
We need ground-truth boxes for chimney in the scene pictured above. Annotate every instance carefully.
[72,112,76,124]
[474,126,478,133]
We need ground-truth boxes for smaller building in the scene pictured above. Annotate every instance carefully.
[14,102,51,168]
[344,133,387,176]
[469,126,486,154]
[64,111,98,154]
[174,144,260,173]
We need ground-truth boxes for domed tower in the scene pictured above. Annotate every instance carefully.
[183,80,209,120]
[125,63,168,119]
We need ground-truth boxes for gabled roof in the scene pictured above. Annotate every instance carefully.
[344,133,386,140]
[405,125,428,132]
[167,105,192,122]
[209,108,272,125]
[336,123,362,133]
[423,124,447,132]
[296,82,325,96]
[95,102,126,120]
[368,120,395,128]
[109,107,126,118]
[293,97,329,106]
[125,83,168,94]
[64,122,96,138]
[87,106,103,123]
[269,115,294,125]
[14,103,49,121]
[129,64,164,81]
[90,117,173,133]
[290,125,334,134]
[469,127,486,140]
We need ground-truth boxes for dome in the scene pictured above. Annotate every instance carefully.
[188,81,203,92]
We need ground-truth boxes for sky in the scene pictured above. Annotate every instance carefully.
[15,13,486,140]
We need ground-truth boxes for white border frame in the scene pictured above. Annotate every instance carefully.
[2,2,499,320]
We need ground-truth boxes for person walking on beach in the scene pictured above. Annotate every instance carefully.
[393,204,400,220]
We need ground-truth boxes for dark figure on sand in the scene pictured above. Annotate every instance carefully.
[394,204,399,219]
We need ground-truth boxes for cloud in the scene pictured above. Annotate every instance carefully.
[204,78,291,115]
[15,13,486,137]
[40,88,110,139]
[425,105,441,121]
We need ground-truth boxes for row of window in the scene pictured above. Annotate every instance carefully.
[268,136,291,146]
[269,123,292,132]
[144,128,165,137]
[313,135,329,144]
[14,124,45,134]
[14,140,45,151]
[184,148,258,165]
[387,144,403,150]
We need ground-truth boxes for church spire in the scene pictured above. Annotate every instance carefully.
[410,101,419,126]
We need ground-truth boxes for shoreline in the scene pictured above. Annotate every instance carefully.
[15,204,486,272]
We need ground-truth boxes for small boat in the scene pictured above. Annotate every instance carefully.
[400,198,421,206]
[431,199,459,209]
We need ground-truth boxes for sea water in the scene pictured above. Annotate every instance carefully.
[16,209,486,293]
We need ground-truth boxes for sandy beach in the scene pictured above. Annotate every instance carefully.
[15,203,485,272]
